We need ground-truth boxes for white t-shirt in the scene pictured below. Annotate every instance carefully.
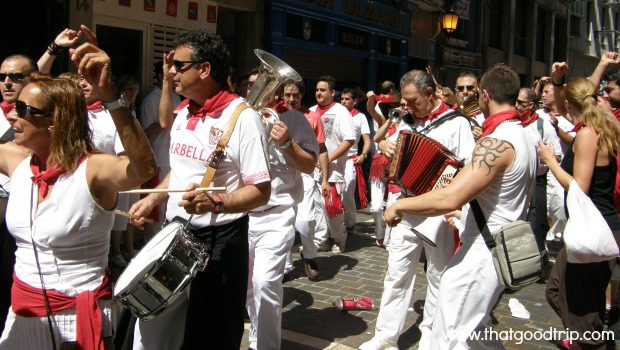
[523,117,563,176]
[140,86,182,169]
[255,109,319,210]
[460,121,536,243]
[536,109,575,155]
[0,109,10,195]
[88,107,125,155]
[310,103,355,183]
[347,111,370,157]
[167,98,271,227]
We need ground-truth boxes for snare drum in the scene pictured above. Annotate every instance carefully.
[114,221,210,320]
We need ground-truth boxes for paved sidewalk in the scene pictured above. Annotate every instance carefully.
[240,209,611,350]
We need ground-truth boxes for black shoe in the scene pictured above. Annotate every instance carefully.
[606,306,619,326]
[300,251,320,281]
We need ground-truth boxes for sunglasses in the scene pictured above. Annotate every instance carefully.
[172,60,200,71]
[15,100,51,118]
[516,99,530,106]
[0,73,28,82]
[456,85,475,92]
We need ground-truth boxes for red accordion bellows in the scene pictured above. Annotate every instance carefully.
[389,131,464,196]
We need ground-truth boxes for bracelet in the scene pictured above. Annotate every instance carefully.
[47,42,63,56]
[552,80,564,87]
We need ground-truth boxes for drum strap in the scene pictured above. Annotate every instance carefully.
[200,102,250,187]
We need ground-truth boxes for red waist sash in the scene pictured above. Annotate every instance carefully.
[11,271,112,350]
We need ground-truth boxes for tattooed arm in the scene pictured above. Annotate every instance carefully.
[383,138,515,226]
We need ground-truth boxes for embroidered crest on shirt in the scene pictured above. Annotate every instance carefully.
[209,127,223,145]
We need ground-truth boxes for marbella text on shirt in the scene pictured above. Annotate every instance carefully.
[169,141,211,163]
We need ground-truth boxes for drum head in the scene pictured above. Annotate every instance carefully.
[114,222,182,296]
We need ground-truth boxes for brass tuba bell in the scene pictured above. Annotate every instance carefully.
[246,49,301,117]
[459,95,481,117]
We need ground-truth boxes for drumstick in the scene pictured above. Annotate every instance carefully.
[114,209,155,223]
[119,187,227,194]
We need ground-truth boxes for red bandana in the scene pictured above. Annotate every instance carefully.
[315,101,336,118]
[519,110,539,127]
[175,98,190,114]
[87,101,102,111]
[274,100,289,114]
[481,110,520,138]
[374,94,394,103]
[350,108,360,117]
[187,90,237,130]
[569,121,585,133]
[416,100,450,123]
[0,101,14,116]
[30,159,67,198]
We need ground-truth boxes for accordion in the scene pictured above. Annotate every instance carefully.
[389,131,464,196]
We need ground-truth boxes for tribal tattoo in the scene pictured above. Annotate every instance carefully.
[470,138,512,176]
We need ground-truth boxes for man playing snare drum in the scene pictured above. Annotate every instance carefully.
[360,70,475,350]
[129,29,271,349]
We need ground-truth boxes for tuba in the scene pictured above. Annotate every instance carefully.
[459,95,481,117]
[245,49,302,138]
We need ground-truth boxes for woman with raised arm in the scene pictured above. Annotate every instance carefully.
[539,62,620,350]
[0,43,156,349]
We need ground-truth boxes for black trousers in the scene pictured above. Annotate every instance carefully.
[546,247,614,349]
[181,215,249,350]
[528,173,550,252]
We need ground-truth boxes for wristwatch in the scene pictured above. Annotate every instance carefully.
[280,138,292,149]
[212,193,225,214]
[102,93,129,111]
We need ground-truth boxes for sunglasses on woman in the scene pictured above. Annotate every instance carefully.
[15,100,51,118]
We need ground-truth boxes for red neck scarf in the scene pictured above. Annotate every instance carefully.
[315,101,336,118]
[275,100,289,114]
[519,110,539,127]
[175,98,190,114]
[416,100,450,123]
[350,108,360,117]
[481,110,520,138]
[30,158,67,198]
[0,101,14,116]
[187,90,237,130]
[570,121,585,133]
[87,101,102,111]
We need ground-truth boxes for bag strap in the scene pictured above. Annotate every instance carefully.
[419,110,479,134]
[200,102,249,187]
[469,199,496,249]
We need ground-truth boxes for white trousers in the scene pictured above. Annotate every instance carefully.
[430,239,504,349]
[373,214,455,348]
[369,178,387,240]
[343,158,357,228]
[313,182,347,248]
[247,206,296,350]
[294,173,319,259]
[132,289,188,350]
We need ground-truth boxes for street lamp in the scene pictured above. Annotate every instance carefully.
[442,10,459,33]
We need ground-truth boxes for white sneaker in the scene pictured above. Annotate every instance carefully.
[358,338,398,350]
[331,244,344,254]
[109,254,128,268]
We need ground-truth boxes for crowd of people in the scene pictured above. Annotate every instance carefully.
[0,24,619,350]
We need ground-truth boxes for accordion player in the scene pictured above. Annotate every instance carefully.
[389,130,465,197]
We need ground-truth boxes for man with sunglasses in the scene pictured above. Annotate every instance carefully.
[129,29,271,350]
[453,71,484,139]
[0,54,37,335]
[517,88,562,259]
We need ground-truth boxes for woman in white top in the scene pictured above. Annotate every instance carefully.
[0,43,156,349]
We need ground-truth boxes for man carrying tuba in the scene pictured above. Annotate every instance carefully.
[245,67,319,350]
